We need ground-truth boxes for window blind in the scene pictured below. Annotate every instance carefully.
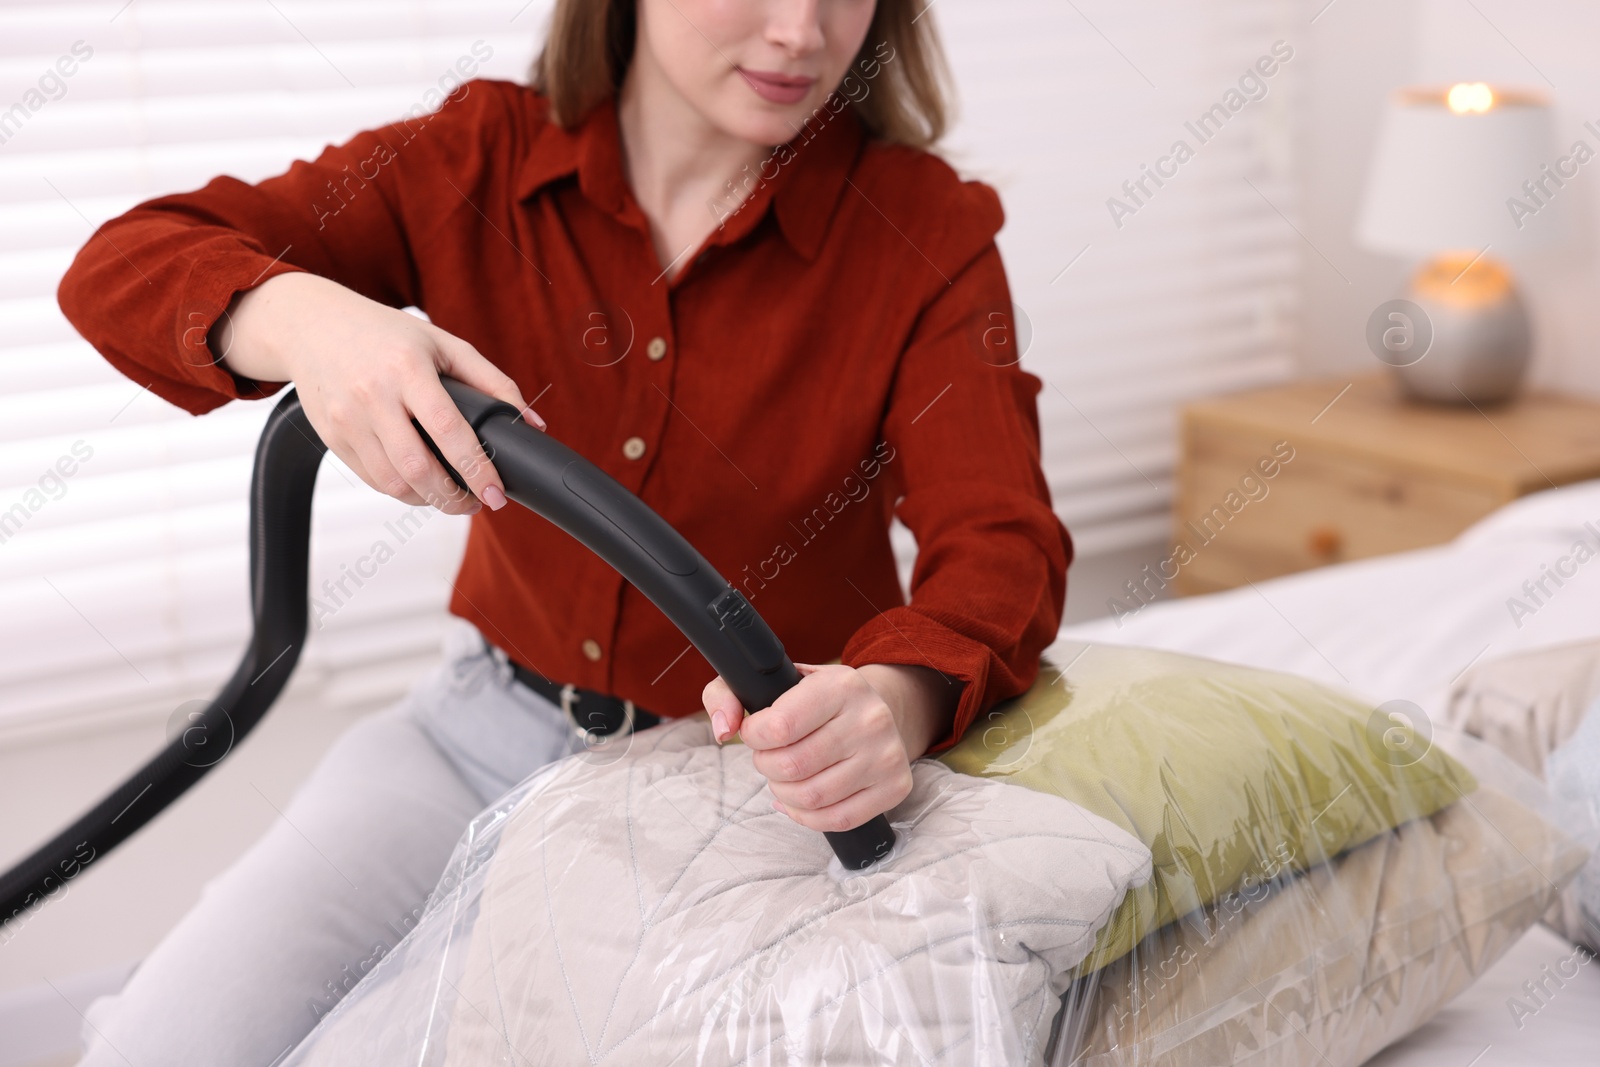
[0,1,547,735]
[0,0,1298,737]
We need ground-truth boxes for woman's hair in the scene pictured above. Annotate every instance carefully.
[530,0,950,148]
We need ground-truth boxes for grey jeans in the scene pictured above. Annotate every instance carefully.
[76,621,590,1067]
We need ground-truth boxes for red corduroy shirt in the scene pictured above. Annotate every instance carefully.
[57,79,1071,753]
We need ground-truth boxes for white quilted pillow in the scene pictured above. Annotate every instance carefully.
[287,719,1151,1067]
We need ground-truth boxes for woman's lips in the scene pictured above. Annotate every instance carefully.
[738,68,815,105]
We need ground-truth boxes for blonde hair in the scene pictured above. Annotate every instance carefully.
[530,0,950,148]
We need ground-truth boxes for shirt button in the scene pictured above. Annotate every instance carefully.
[646,336,668,361]
[622,436,647,460]
[581,638,602,661]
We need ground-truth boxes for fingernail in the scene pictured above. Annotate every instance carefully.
[481,485,507,511]
[710,710,730,743]
[522,406,546,430]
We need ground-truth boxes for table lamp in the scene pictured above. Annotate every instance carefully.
[1356,83,1573,404]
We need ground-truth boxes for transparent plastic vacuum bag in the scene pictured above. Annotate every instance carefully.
[280,716,1153,1066]
[1050,730,1592,1066]
[281,646,1596,1067]
[1546,696,1600,947]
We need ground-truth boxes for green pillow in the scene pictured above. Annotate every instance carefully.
[937,643,1476,973]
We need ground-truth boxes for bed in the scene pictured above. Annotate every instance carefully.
[1052,478,1600,1065]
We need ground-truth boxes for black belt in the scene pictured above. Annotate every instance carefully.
[505,656,662,740]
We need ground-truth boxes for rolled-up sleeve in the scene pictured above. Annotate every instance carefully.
[839,232,1072,754]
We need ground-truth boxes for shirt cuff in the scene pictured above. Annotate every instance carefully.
[167,252,308,411]
[840,606,1022,755]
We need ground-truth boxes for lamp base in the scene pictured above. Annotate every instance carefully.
[1390,253,1531,405]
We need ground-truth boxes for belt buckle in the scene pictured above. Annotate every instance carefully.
[559,683,635,747]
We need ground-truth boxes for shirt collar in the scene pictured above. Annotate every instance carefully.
[515,92,864,263]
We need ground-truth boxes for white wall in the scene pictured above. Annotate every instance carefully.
[1298,0,1600,398]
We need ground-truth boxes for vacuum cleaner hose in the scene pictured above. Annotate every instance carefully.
[0,379,895,928]
[0,395,327,930]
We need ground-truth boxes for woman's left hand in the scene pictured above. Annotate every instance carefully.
[702,662,958,834]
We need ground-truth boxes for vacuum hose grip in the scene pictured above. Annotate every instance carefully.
[424,379,896,871]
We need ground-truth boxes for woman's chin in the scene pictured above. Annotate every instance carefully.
[703,91,830,148]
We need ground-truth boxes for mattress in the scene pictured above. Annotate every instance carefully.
[1054,479,1600,1065]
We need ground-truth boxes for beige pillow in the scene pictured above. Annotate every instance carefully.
[282,719,1154,1067]
[1445,639,1600,777]
[1052,784,1588,1067]
[1445,639,1600,947]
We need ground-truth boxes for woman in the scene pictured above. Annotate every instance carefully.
[58,0,1070,1062]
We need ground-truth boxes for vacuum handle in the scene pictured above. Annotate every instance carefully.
[422,378,896,870]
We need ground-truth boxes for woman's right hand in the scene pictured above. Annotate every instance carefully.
[209,272,543,515]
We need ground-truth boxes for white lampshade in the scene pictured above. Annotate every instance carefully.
[1357,85,1574,255]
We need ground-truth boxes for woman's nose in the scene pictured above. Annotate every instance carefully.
[766,0,827,56]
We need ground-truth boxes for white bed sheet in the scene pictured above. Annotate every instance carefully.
[1056,479,1600,726]
[1052,479,1600,1065]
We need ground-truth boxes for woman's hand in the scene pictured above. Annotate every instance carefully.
[703,662,959,833]
[210,272,544,515]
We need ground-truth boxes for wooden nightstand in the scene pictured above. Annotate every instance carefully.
[1171,374,1600,595]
